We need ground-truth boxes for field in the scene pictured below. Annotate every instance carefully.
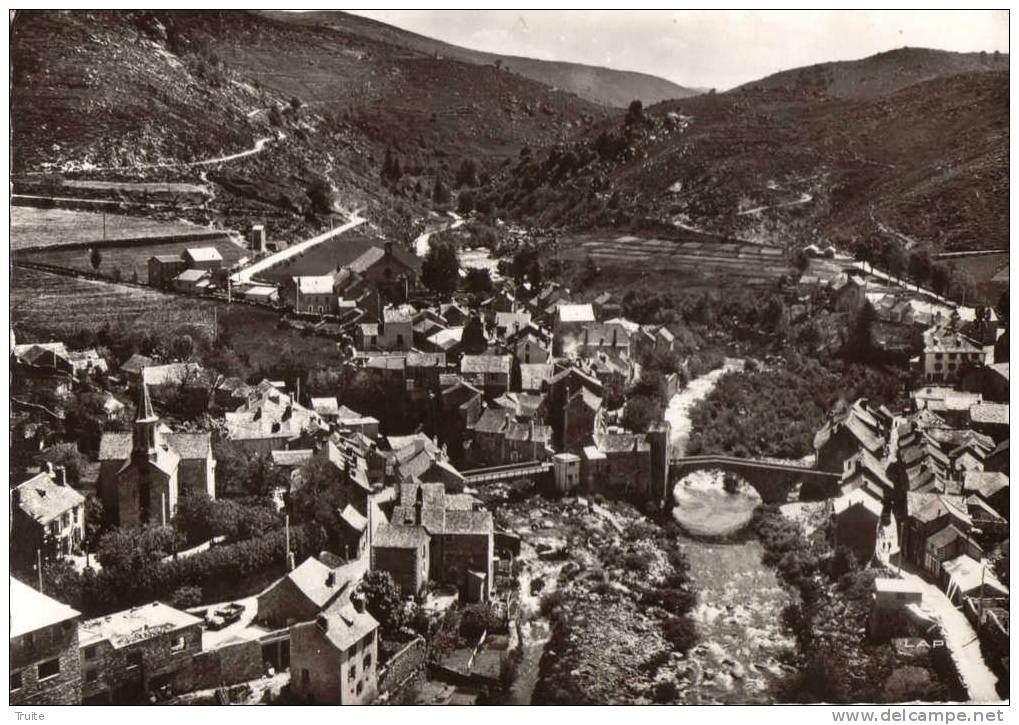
[253,233,380,284]
[22,237,249,279]
[562,231,791,284]
[11,267,219,338]
[11,206,208,249]
[12,268,346,375]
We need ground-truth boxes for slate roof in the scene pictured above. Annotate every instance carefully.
[163,433,211,460]
[461,354,512,376]
[315,600,379,652]
[183,247,223,263]
[373,523,430,548]
[906,492,970,525]
[444,509,493,536]
[556,303,595,323]
[120,353,155,376]
[295,275,335,295]
[10,579,80,638]
[15,471,85,525]
[964,471,1009,500]
[284,556,350,609]
[473,407,509,434]
[339,504,368,533]
[970,403,1009,426]
[98,432,133,461]
[520,363,553,391]
[174,269,210,283]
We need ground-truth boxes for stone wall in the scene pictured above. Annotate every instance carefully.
[377,636,426,695]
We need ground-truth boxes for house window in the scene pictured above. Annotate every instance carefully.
[10,672,22,692]
[62,513,70,528]
[348,664,356,680]
[37,658,60,681]
[301,669,310,685]
[84,645,98,661]
[356,681,364,696]
[170,635,186,653]
[85,669,99,684]
[363,652,372,669]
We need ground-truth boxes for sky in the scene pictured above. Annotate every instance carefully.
[348,10,1009,90]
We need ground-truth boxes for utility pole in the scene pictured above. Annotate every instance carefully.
[161,493,167,526]
[37,549,44,592]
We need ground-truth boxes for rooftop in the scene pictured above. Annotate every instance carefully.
[10,578,80,638]
[15,470,85,524]
[80,601,201,648]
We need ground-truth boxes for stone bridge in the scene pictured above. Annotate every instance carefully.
[669,455,840,504]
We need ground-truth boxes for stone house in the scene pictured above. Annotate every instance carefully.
[10,579,82,705]
[147,255,186,288]
[460,354,513,399]
[255,556,363,629]
[288,599,379,705]
[284,275,337,315]
[78,602,203,704]
[813,399,890,473]
[11,464,85,569]
[181,247,223,271]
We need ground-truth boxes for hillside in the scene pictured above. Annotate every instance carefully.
[733,46,1008,98]
[474,67,1008,253]
[11,10,608,240]
[264,10,700,107]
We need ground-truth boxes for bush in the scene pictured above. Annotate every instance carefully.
[662,615,697,653]
[460,603,504,639]
[539,591,566,619]
[168,585,202,610]
[652,678,680,703]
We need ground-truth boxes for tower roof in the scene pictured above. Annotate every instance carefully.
[136,382,157,422]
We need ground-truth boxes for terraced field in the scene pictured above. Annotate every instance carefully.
[563,232,791,284]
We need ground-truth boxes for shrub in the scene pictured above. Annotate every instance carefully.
[168,585,202,610]
[539,591,566,619]
[662,615,697,653]
[652,679,680,703]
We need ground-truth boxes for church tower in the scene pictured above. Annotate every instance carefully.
[132,383,159,461]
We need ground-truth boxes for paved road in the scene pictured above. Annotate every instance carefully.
[904,567,1000,702]
[234,210,366,284]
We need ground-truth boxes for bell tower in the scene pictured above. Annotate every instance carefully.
[132,383,159,461]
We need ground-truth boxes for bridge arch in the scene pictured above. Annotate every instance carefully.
[669,455,840,504]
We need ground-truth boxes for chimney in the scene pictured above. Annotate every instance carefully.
[52,466,66,487]
[384,241,393,258]
[325,572,336,588]
[352,592,366,613]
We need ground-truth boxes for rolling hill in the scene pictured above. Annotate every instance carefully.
[475,62,1008,253]
[733,46,1008,98]
[263,10,700,108]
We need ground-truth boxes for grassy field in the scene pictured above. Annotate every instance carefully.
[11,267,219,338]
[254,233,380,284]
[11,207,208,250]
[23,237,249,280]
[12,268,345,375]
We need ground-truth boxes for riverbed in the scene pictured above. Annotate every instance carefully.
[664,358,743,456]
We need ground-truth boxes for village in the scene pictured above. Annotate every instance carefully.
[8,198,1010,705]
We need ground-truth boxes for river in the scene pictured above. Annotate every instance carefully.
[664,358,743,457]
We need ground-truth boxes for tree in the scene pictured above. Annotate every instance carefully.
[290,96,302,110]
[624,99,644,127]
[907,248,932,287]
[457,190,475,216]
[930,263,950,295]
[461,315,488,355]
[883,243,907,279]
[90,247,102,271]
[433,177,450,205]
[421,242,460,296]
[463,267,494,297]
[358,570,407,634]
[843,300,876,361]
[622,395,660,433]
[455,158,479,188]
[169,333,196,362]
